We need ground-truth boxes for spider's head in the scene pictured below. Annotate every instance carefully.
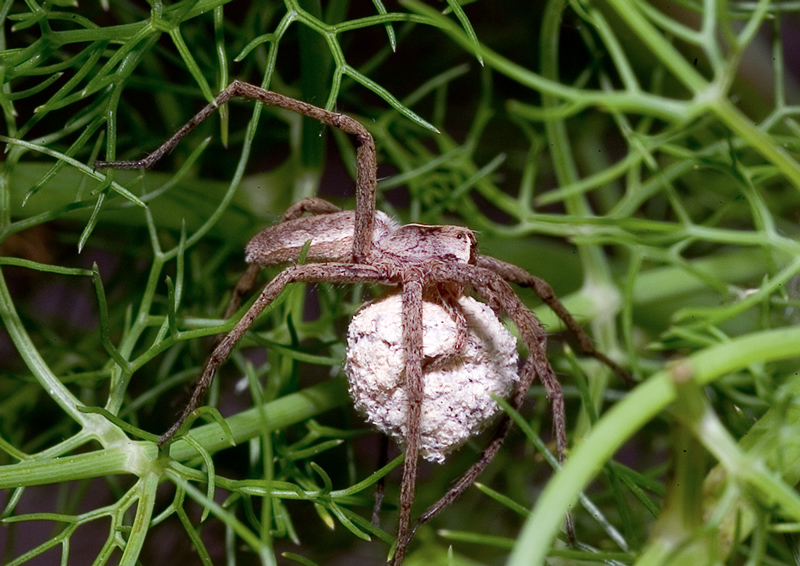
[378,224,477,264]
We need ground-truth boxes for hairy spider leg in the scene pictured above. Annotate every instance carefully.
[476,255,632,384]
[221,264,261,319]
[95,80,377,263]
[392,263,566,563]
[281,197,343,221]
[392,275,425,565]
[158,262,392,446]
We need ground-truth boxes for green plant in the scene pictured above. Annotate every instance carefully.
[3,1,800,565]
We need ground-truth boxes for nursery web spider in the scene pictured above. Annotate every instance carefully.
[96,80,629,564]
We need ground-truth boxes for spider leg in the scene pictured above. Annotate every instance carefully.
[281,197,342,221]
[159,262,390,446]
[452,265,566,460]
[96,80,377,262]
[420,288,468,371]
[372,433,390,527]
[398,264,565,548]
[391,277,425,566]
[221,263,261,320]
[476,254,631,384]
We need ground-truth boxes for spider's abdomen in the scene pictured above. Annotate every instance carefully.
[245,210,397,266]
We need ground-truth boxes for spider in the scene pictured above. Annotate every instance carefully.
[96,80,629,564]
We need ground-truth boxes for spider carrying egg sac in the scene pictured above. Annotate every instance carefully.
[345,294,519,463]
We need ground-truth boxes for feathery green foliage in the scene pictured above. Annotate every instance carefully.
[2,1,800,564]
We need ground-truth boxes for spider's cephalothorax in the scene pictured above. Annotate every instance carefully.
[96,81,628,565]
